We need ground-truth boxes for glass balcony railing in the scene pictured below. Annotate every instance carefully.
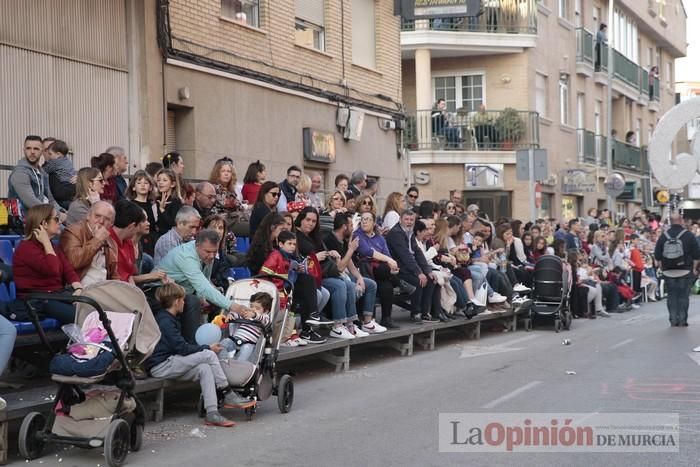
[576,28,594,65]
[577,129,596,164]
[404,108,539,151]
[401,0,538,34]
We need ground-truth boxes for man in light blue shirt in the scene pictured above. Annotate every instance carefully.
[158,229,249,342]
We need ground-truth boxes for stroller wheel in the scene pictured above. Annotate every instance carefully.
[277,374,294,414]
[130,423,144,452]
[563,311,572,331]
[104,419,130,467]
[18,411,46,460]
[245,405,256,421]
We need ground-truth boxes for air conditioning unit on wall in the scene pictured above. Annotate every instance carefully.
[336,107,364,142]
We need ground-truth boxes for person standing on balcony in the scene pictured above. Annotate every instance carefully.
[649,66,659,98]
[595,23,607,72]
[486,0,499,32]
[431,99,460,148]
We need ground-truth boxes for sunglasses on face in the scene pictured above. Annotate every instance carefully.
[362,200,373,205]
[92,178,105,183]
[408,194,418,199]
[269,191,281,198]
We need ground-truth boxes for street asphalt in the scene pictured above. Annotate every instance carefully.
[14,297,700,466]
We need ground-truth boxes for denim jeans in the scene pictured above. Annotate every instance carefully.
[30,299,76,325]
[350,275,377,317]
[450,275,469,308]
[322,277,358,323]
[665,273,694,325]
[317,287,330,311]
[468,265,494,295]
[0,315,16,376]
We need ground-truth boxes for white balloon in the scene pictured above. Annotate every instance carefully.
[648,97,700,190]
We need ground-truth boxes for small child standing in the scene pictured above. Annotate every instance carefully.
[44,140,77,209]
[224,291,272,361]
[145,283,254,428]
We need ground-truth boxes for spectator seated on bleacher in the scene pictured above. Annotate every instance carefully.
[65,167,104,226]
[145,283,253,428]
[157,229,252,344]
[59,201,119,287]
[201,214,246,292]
[153,206,201,265]
[13,204,83,324]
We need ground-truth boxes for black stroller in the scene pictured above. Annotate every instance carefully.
[18,281,160,467]
[528,255,572,332]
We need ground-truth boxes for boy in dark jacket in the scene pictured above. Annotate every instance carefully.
[145,283,254,427]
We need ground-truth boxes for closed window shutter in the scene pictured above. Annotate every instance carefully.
[166,110,177,152]
[296,0,324,26]
[352,0,376,68]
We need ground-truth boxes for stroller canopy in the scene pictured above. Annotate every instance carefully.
[75,281,161,362]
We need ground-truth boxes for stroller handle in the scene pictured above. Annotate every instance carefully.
[253,274,294,294]
[25,292,103,311]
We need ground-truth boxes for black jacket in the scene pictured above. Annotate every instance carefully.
[279,180,297,205]
[145,310,209,371]
[654,224,700,271]
[386,223,430,276]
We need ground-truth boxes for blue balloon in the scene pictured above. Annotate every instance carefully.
[195,323,222,346]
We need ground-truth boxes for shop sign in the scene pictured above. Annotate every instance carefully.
[616,181,637,200]
[414,0,476,18]
[303,128,336,164]
[560,169,596,194]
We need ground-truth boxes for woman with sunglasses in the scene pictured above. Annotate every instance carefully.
[249,181,280,238]
[91,152,118,204]
[321,190,346,219]
[352,194,376,230]
[209,158,242,217]
[13,204,83,324]
[65,167,104,226]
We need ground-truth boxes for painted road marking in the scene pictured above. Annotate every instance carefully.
[609,338,635,350]
[482,381,542,409]
[459,333,541,359]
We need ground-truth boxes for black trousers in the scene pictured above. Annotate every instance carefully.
[399,270,435,316]
[486,268,512,298]
[292,273,318,332]
[371,263,399,321]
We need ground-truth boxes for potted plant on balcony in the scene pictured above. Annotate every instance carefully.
[495,107,526,149]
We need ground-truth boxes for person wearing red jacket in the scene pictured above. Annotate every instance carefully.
[629,234,645,295]
[13,204,83,324]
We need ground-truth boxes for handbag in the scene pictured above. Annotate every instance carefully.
[320,257,341,278]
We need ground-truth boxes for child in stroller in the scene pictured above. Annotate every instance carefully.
[221,291,272,361]
[145,283,255,428]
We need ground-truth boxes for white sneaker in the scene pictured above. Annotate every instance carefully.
[512,296,527,305]
[631,303,640,309]
[362,319,387,334]
[347,323,369,338]
[329,325,355,340]
[291,336,308,346]
[281,339,299,347]
[513,283,531,293]
[597,310,611,317]
[488,292,507,304]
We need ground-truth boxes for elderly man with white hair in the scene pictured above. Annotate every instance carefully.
[154,205,202,265]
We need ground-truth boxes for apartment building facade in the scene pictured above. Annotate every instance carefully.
[1,0,405,198]
[402,0,686,220]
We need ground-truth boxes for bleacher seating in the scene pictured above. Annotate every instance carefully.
[0,241,12,266]
[236,236,250,254]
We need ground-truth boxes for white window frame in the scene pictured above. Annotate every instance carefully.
[295,18,326,51]
[431,71,487,112]
[612,8,638,63]
[559,76,570,125]
[221,0,260,28]
[558,0,569,19]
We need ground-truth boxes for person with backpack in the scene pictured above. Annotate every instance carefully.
[654,213,700,327]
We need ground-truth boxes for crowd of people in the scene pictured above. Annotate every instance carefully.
[0,134,696,426]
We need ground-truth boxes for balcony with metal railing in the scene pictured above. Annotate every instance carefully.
[404,109,539,160]
[400,0,538,58]
[575,28,661,108]
[577,129,596,164]
[613,140,648,173]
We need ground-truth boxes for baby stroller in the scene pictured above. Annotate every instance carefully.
[529,255,572,332]
[202,276,294,420]
[18,281,161,467]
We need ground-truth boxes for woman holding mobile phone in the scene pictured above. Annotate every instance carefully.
[13,204,83,324]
